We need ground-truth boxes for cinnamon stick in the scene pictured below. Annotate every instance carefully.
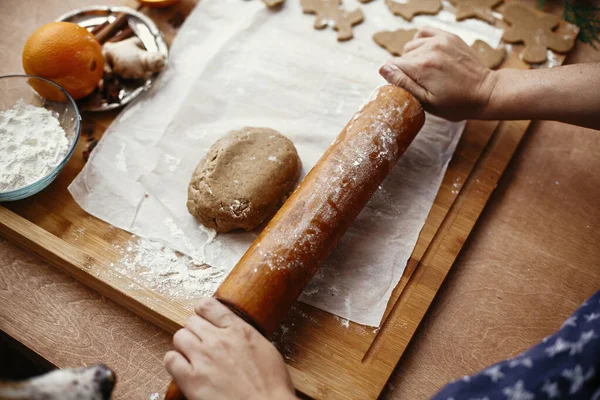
[95,12,129,44]
[108,26,135,42]
[91,21,109,35]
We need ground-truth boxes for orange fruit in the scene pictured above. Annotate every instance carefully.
[22,22,104,101]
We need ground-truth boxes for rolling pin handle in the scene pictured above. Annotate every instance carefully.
[164,380,186,400]
[215,297,267,336]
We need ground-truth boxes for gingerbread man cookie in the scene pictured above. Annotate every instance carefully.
[373,29,418,56]
[263,0,284,7]
[449,0,502,24]
[471,40,506,69]
[301,0,364,41]
[385,0,442,21]
[502,3,575,64]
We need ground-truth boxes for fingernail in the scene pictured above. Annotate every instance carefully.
[380,64,398,78]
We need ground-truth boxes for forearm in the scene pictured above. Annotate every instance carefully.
[481,63,600,130]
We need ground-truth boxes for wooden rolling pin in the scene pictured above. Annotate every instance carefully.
[165,85,424,400]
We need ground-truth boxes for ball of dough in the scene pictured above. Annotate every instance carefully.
[187,127,302,233]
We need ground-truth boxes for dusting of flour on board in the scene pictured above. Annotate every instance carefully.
[113,236,226,301]
[335,316,350,328]
[163,217,216,262]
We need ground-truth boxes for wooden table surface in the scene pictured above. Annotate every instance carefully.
[1,1,599,399]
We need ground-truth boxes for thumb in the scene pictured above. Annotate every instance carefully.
[379,63,427,103]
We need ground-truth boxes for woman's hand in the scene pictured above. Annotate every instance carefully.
[164,297,296,400]
[379,28,497,121]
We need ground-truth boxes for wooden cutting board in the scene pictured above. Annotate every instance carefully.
[0,2,578,399]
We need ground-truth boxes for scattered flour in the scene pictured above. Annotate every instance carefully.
[451,181,461,194]
[163,217,216,263]
[164,154,182,172]
[113,236,226,301]
[334,316,350,328]
[0,101,69,192]
[72,226,86,241]
[149,393,159,400]
[115,143,127,172]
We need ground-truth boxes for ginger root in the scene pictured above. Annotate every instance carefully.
[102,37,166,80]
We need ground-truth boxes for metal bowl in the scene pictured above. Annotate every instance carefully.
[0,75,81,201]
[56,6,169,112]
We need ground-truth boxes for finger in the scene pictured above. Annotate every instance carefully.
[379,63,428,103]
[185,314,219,342]
[194,297,240,328]
[164,350,192,378]
[381,56,419,80]
[173,328,202,360]
[414,27,445,39]
[403,38,430,54]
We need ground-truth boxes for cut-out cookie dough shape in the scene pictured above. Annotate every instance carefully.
[301,0,364,41]
[471,39,506,69]
[449,0,502,24]
[373,29,417,56]
[263,0,284,7]
[385,0,441,21]
[502,3,575,64]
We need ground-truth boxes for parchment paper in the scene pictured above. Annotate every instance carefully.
[69,0,502,326]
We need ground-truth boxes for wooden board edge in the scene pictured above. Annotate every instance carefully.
[355,120,531,397]
[380,119,502,323]
[0,206,190,333]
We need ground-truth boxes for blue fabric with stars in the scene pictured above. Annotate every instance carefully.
[432,290,600,400]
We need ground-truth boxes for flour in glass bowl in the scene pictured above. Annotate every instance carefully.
[0,101,69,192]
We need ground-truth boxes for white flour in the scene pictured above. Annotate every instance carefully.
[0,101,69,192]
[113,236,226,300]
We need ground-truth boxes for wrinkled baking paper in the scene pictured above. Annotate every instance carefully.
[69,0,502,326]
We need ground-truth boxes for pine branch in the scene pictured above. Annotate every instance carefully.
[563,0,600,48]
[538,0,600,47]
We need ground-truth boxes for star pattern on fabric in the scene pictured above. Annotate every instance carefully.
[541,380,560,399]
[483,365,505,382]
[545,337,572,357]
[508,358,533,369]
[585,312,600,323]
[562,315,578,328]
[502,380,534,400]
[431,291,600,400]
[542,335,551,343]
[562,365,595,394]
[544,330,598,357]
[570,330,598,355]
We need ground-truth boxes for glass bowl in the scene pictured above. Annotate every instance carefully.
[0,75,81,201]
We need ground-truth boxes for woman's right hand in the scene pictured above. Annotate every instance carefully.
[379,28,498,122]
